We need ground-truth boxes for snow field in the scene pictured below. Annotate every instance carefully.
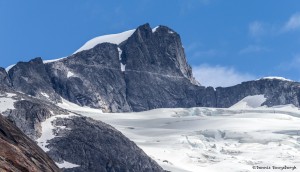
[59,96,300,172]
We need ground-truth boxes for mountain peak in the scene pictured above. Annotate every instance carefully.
[136,23,151,31]
[153,25,177,34]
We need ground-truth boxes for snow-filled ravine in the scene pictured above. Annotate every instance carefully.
[59,96,300,172]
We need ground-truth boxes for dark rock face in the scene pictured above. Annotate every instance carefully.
[121,24,196,84]
[46,43,131,112]
[47,116,164,172]
[8,57,61,103]
[124,72,214,111]
[0,115,60,172]
[216,79,300,108]
[0,67,11,89]
[121,24,210,111]
[45,24,211,112]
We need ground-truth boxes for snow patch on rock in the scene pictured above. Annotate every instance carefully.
[56,161,80,169]
[67,71,75,78]
[5,64,16,72]
[118,47,126,71]
[40,92,50,99]
[0,93,17,115]
[58,97,103,113]
[152,26,160,33]
[121,63,126,72]
[44,57,67,64]
[36,112,77,152]
[230,95,267,109]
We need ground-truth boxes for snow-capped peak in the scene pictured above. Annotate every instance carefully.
[5,29,136,70]
[40,29,137,65]
[259,76,293,82]
[73,29,136,54]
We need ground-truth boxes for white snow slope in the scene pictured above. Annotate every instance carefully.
[74,29,135,54]
[2,94,300,171]
[230,95,266,109]
[0,93,17,115]
[59,95,300,172]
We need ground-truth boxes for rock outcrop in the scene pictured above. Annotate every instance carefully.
[0,67,11,89]
[48,116,164,172]
[45,43,131,112]
[0,114,60,172]
[216,78,300,108]
[8,58,61,102]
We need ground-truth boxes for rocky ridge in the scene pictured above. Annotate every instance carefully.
[4,24,300,112]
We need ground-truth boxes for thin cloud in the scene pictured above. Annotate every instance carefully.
[239,45,269,54]
[192,49,218,58]
[192,64,256,88]
[249,21,265,38]
[185,42,203,52]
[278,53,300,71]
[283,13,300,31]
[248,13,300,37]
[185,42,218,58]
[179,0,211,15]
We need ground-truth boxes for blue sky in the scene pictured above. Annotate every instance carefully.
[1,0,300,87]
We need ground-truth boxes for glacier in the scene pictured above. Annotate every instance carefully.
[57,95,300,172]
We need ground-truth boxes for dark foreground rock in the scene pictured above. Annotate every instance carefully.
[0,115,60,172]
